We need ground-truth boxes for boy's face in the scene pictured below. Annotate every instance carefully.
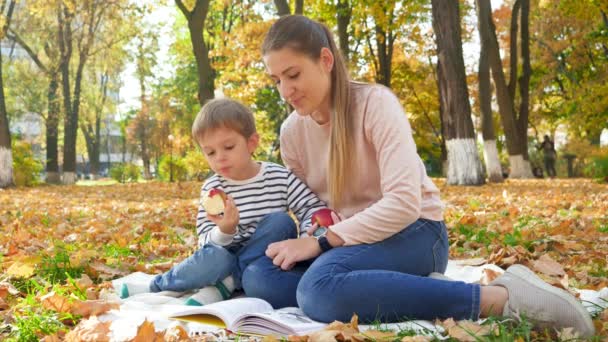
[199,126,259,181]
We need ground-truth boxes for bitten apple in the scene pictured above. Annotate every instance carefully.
[311,208,336,228]
[202,188,227,215]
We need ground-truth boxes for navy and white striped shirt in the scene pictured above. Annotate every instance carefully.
[196,162,327,248]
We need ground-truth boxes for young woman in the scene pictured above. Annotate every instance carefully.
[240,15,594,337]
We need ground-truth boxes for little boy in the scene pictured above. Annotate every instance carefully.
[119,98,326,305]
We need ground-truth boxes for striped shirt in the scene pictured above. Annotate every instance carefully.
[196,162,327,248]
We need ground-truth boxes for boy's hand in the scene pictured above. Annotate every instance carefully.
[207,196,239,234]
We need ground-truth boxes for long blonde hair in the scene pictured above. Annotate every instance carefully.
[262,15,353,208]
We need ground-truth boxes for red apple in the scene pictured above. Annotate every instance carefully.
[311,208,336,228]
[202,188,227,215]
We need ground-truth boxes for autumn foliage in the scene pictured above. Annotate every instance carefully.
[0,179,606,340]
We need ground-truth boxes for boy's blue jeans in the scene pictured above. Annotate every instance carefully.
[241,218,481,323]
[150,212,297,292]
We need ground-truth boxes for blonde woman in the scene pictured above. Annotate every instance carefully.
[241,15,594,338]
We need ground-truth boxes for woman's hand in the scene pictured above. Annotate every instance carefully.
[266,238,321,270]
[307,211,343,237]
[207,196,239,234]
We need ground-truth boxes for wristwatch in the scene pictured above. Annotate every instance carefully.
[312,227,333,253]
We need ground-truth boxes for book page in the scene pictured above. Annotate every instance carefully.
[170,297,273,328]
[235,307,326,336]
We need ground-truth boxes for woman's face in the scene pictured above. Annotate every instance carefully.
[264,47,333,120]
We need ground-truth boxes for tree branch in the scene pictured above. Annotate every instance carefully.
[175,0,191,20]
[6,28,49,73]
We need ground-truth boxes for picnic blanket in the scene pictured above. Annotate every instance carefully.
[100,260,608,341]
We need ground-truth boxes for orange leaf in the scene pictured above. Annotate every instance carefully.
[442,319,495,342]
[71,300,120,318]
[532,254,565,277]
[41,292,74,313]
[65,316,111,342]
[132,319,163,342]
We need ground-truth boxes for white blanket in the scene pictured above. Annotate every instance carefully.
[99,260,608,341]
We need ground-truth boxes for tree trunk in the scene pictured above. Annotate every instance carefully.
[518,0,531,161]
[374,25,394,88]
[336,0,351,62]
[508,0,520,100]
[294,0,303,15]
[273,0,290,16]
[176,0,214,106]
[480,0,532,178]
[46,71,61,183]
[0,0,16,188]
[476,0,503,183]
[431,0,484,185]
[0,49,13,188]
[58,5,76,184]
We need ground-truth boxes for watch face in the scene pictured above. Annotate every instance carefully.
[312,226,327,237]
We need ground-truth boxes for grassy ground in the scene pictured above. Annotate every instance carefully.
[0,178,606,340]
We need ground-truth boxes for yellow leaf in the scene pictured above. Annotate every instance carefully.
[6,260,36,278]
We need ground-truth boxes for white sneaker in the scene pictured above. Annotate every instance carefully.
[185,275,235,306]
[490,264,595,338]
[115,273,156,299]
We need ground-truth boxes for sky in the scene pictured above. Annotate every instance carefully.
[118,3,175,115]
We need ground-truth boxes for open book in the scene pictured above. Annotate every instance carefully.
[169,297,326,337]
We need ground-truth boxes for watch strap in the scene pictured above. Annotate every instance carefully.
[318,236,333,253]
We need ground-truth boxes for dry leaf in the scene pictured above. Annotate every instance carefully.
[71,300,120,317]
[401,336,431,342]
[65,316,111,342]
[75,274,94,289]
[287,335,309,342]
[132,319,163,342]
[162,325,191,342]
[41,292,73,313]
[352,330,397,341]
[479,268,502,285]
[443,319,494,342]
[308,330,340,342]
[0,298,8,310]
[557,327,579,340]
[6,260,36,278]
[262,336,281,342]
[532,254,565,277]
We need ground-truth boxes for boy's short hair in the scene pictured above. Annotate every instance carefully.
[192,98,257,147]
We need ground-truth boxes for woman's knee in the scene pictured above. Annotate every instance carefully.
[296,267,342,322]
[242,260,298,308]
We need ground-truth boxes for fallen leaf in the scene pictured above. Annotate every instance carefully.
[132,319,163,342]
[6,260,36,278]
[65,316,111,342]
[0,298,8,310]
[71,300,120,317]
[41,292,73,313]
[352,330,397,341]
[532,254,565,277]
[557,327,579,340]
[480,268,502,285]
[401,336,432,342]
[442,319,495,342]
[308,330,341,342]
[161,325,191,342]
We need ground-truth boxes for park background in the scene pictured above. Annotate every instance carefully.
[0,0,607,341]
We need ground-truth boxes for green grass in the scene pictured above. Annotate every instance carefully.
[38,244,84,284]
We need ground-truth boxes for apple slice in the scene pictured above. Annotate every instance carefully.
[311,208,336,228]
[202,188,227,215]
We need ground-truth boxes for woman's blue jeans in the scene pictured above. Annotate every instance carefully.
[150,212,297,292]
[242,218,481,323]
